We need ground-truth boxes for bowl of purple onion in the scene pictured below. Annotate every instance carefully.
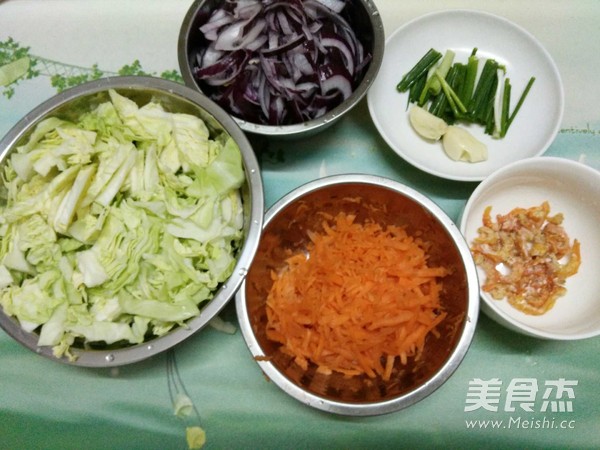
[178,0,385,138]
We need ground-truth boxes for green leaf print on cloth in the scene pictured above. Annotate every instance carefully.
[0,37,183,98]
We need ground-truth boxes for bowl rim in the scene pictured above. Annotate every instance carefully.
[459,156,600,340]
[0,76,265,367]
[235,173,480,415]
[177,0,386,137]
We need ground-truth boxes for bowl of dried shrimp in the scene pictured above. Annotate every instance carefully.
[460,156,600,340]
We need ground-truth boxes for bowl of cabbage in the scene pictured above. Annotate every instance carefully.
[178,0,385,138]
[0,76,264,367]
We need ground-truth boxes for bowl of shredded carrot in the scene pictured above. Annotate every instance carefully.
[236,174,479,416]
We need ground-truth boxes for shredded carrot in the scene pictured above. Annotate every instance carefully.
[265,211,450,381]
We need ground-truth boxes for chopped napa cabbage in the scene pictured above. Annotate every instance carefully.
[173,393,194,418]
[0,264,14,288]
[186,426,206,449]
[1,225,36,274]
[54,164,96,234]
[10,152,34,182]
[119,295,200,322]
[109,89,173,146]
[93,148,138,207]
[14,121,98,178]
[208,315,236,335]
[0,270,63,328]
[75,249,109,288]
[38,302,68,346]
[0,89,247,359]
[67,319,146,345]
[14,213,62,271]
[171,112,210,171]
[0,57,30,87]
[80,140,135,207]
[2,164,80,224]
[89,295,121,322]
[16,117,66,154]
[189,135,244,196]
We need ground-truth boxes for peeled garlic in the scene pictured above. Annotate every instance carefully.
[442,126,488,162]
[408,105,448,141]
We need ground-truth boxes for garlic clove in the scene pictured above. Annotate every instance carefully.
[408,105,448,141]
[442,126,488,162]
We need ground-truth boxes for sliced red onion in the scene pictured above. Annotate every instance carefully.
[261,33,305,57]
[319,71,352,100]
[314,0,346,13]
[320,32,355,75]
[197,45,223,68]
[194,49,251,86]
[257,71,270,118]
[290,52,314,78]
[214,5,263,51]
[199,9,232,41]
[190,0,370,126]
[245,34,269,52]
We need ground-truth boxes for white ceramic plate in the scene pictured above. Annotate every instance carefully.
[368,9,564,182]
[459,157,600,340]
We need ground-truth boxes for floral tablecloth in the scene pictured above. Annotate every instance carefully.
[1,1,599,449]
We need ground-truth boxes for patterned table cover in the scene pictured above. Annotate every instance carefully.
[1,1,599,449]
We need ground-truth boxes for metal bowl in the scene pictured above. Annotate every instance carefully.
[177,0,385,138]
[236,174,479,416]
[0,76,264,367]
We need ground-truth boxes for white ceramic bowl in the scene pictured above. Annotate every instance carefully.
[460,157,600,340]
[368,9,563,181]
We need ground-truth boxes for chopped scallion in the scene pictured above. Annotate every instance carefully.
[500,79,512,137]
[396,48,442,92]
[396,47,535,139]
[506,76,536,132]
[427,50,455,96]
[461,48,479,105]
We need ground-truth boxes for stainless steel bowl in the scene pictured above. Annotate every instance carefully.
[0,76,264,367]
[236,174,479,416]
[178,0,385,138]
